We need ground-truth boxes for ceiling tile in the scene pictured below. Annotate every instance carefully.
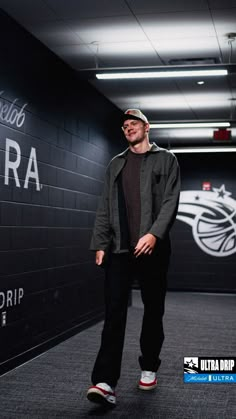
[60,55,98,70]
[0,0,57,21]
[127,0,208,13]
[68,16,147,44]
[193,106,231,119]
[212,9,236,37]
[96,41,162,67]
[44,0,131,19]
[208,0,236,9]
[152,36,221,64]
[50,44,102,69]
[185,92,232,105]
[91,80,195,119]
[25,21,83,47]
[92,78,181,98]
[138,11,216,40]
[143,108,195,120]
[176,77,231,94]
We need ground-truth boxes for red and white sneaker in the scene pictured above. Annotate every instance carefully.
[87,382,116,407]
[138,371,157,390]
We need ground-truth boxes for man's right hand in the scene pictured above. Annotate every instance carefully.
[95,250,105,266]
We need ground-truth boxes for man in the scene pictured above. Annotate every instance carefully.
[87,109,180,407]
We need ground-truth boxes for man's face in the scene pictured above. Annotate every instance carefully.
[122,119,149,146]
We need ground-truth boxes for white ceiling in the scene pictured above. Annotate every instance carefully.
[0,0,236,146]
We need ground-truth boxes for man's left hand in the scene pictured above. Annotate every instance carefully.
[134,233,157,257]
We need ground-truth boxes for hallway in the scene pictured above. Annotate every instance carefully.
[0,291,235,418]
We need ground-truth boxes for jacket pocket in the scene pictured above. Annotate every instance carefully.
[152,172,165,195]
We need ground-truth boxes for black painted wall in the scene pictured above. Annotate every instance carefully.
[168,152,236,292]
[0,10,123,374]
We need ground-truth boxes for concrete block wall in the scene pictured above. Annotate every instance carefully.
[0,9,123,374]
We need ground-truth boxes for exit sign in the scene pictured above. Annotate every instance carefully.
[213,129,231,141]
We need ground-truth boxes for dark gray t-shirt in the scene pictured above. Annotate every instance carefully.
[122,150,144,246]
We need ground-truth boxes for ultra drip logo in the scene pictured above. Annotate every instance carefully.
[177,185,236,257]
[0,288,24,327]
[184,357,236,383]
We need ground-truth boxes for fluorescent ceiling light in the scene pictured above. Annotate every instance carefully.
[96,69,228,80]
[170,147,236,153]
[150,122,230,128]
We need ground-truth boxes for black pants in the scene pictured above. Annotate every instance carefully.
[91,242,170,388]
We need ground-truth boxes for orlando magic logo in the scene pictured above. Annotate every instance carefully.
[177,185,236,257]
[184,358,199,374]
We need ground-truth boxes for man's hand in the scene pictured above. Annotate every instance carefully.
[134,233,157,257]
[95,250,105,265]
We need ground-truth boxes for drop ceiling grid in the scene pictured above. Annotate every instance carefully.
[0,0,235,142]
[2,0,235,70]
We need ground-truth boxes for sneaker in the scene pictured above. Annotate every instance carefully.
[138,371,157,390]
[87,382,116,407]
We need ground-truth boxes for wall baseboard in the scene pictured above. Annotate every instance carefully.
[0,311,104,377]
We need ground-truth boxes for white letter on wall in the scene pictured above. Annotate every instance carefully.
[5,138,21,187]
[24,147,40,191]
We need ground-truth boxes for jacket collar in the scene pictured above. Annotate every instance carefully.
[117,142,160,158]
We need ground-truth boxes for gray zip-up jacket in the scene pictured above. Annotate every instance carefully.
[90,143,180,253]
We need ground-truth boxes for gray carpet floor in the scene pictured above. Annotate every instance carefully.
[0,291,235,419]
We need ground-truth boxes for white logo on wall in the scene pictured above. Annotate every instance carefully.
[0,288,24,327]
[177,185,236,257]
[0,91,27,128]
[4,138,40,191]
[0,91,41,191]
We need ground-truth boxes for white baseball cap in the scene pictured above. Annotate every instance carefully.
[122,109,149,124]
